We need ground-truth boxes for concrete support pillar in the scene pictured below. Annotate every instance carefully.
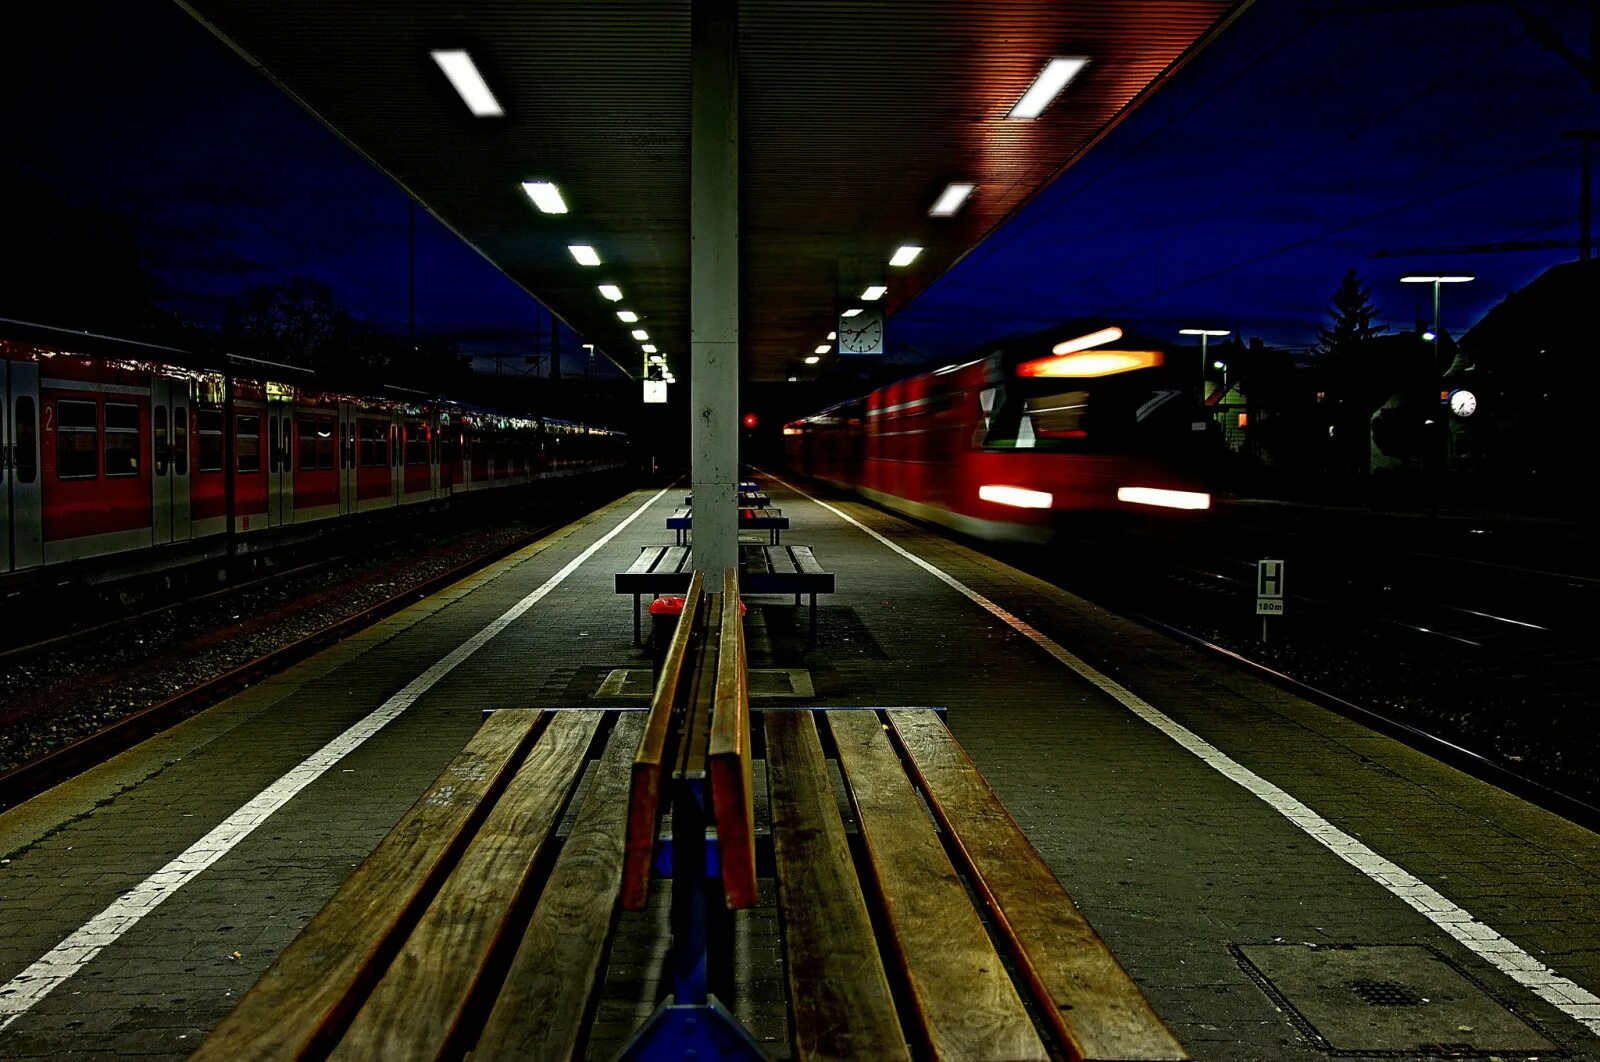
[689,0,739,573]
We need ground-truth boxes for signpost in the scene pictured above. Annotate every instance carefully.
[1256,559,1284,641]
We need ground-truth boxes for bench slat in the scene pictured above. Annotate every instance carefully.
[829,711,1048,1062]
[765,545,800,576]
[473,712,644,1061]
[626,546,668,576]
[767,711,910,1062]
[741,543,773,575]
[790,545,826,577]
[710,568,757,908]
[331,711,602,1060]
[888,711,1188,1061]
[624,571,706,909]
[192,709,544,1062]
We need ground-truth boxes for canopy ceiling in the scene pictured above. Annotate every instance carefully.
[175,0,1245,381]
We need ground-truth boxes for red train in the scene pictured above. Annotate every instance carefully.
[783,326,1211,543]
[0,323,627,584]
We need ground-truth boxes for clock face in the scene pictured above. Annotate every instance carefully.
[840,310,885,354]
[1449,389,1476,417]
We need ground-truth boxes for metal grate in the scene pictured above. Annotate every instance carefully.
[1348,979,1426,1008]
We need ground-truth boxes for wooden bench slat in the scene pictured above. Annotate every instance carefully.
[790,545,826,577]
[767,711,910,1062]
[887,711,1188,1062]
[626,546,667,576]
[473,713,645,1061]
[766,545,800,576]
[741,543,773,575]
[828,711,1048,1062]
[192,709,544,1062]
[331,711,602,1060]
[710,568,757,908]
[663,545,691,571]
[624,571,706,909]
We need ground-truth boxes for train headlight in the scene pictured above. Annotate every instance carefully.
[979,485,1054,509]
[1116,487,1210,510]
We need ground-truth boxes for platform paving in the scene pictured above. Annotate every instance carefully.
[0,475,1594,1060]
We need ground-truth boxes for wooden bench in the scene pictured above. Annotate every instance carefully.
[616,543,834,644]
[667,505,789,546]
[199,567,1185,1061]
[684,490,771,506]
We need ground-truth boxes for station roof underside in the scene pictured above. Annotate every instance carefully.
[174,0,1245,382]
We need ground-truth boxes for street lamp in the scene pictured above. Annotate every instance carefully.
[1400,275,1473,361]
[1179,328,1230,398]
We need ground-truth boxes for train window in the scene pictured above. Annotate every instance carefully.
[56,399,99,479]
[405,422,428,465]
[154,406,169,476]
[103,402,140,477]
[197,409,223,472]
[360,420,387,467]
[173,406,188,475]
[15,397,37,484]
[298,415,335,471]
[236,413,261,473]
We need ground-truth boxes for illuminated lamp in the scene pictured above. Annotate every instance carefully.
[1018,350,1163,378]
[742,413,759,430]
[978,485,1053,509]
[1050,326,1122,356]
[1116,487,1211,510]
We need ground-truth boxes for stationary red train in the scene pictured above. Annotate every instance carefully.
[0,322,627,585]
[783,325,1211,542]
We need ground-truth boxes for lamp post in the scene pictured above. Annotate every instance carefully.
[1179,328,1230,399]
[1400,275,1473,362]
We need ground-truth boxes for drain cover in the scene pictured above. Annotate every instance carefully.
[595,668,813,699]
[1239,945,1554,1054]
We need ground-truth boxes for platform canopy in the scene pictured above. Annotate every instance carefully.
[175,0,1245,382]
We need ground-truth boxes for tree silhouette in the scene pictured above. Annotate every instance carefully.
[1316,268,1381,359]
[223,277,348,370]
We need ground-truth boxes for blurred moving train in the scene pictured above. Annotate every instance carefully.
[783,325,1211,543]
[0,322,628,585]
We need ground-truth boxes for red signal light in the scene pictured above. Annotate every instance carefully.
[742,413,759,430]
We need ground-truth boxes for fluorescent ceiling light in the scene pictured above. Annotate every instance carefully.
[632,329,649,341]
[1179,328,1229,336]
[616,309,638,322]
[814,344,830,354]
[826,331,836,340]
[841,308,863,318]
[1116,487,1211,511]
[929,182,975,217]
[431,50,503,116]
[641,343,658,354]
[804,355,820,365]
[1050,326,1123,356]
[648,354,664,363]
[568,244,601,266]
[1008,57,1089,119]
[889,245,923,267]
[521,181,568,214]
[860,285,887,301]
[599,285,623,302]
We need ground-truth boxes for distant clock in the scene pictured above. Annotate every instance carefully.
[1449,389,1476,417]
[839,309,885,354]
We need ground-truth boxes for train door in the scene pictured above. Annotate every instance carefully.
[390,413,403,505]
[338,401,356,515]
[266,392,294,526]
[4,362,43,571]
[150,378,193,545]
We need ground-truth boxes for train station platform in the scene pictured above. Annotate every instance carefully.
[1,476,1597,1060]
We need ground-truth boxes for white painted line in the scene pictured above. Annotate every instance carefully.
[769,472,1600,1038]
[0,486,669,1032]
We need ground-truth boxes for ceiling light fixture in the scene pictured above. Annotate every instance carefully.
[430,50,503,117]
[568,245,601,266]
[826,331,837,340]
[1008,57,1089,119]
[841,308,863,318]
[616,309,638,321]
[641,344,658,354]
[632,329,649,341]
[889,245,923,267]
[599,285,623,302]
[814,344,830,354]
[521,181,568,214]
[860,285,887,301]
[929,182,975,217]
[804,356,820,365]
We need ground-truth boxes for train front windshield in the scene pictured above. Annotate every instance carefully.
[982,369,1195,454]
